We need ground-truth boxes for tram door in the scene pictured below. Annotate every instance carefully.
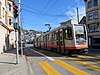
[45,35,47,50]
[56,29,65,53]
[59,29,65,53]
[36,38,38,48]
[56,30,61,53]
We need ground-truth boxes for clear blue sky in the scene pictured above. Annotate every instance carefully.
[15,0,85,32]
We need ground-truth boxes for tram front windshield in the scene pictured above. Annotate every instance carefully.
[74,25,86,45]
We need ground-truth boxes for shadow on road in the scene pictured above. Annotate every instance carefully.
[0,62,16,65]
[24,47,66,57]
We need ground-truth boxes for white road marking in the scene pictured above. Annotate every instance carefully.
[29,48,55,61]
[27,60,35,75]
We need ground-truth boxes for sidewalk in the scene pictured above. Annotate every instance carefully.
[0,49,34,75]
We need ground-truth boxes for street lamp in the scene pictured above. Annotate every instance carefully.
[45,24,51,32]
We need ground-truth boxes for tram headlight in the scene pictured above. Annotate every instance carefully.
[76,43,79,45]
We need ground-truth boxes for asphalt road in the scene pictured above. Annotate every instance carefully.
[23,44,100,75]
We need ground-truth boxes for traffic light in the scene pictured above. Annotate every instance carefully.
[14,5,18,18]
[84,0,87,2]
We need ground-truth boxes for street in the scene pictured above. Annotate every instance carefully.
[24,45,100,75]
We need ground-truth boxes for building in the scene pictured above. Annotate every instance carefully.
[84,0,100,47]
[0,0,15,54]
[79,16,86,24]
[7,0,16,49]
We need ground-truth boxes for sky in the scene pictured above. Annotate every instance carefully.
[15,0,85,32]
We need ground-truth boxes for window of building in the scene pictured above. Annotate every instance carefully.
[88,0,92,8]
[88,10,99,20]
[9,18,12,25]
[0,2,1,18]
[3,7,4,17]
[88,25,94,33]
[94,23,99,32]
[5,12,7,24]
[88,23,100,33]
[88,12,93,20]
[93,10,99,19]
[94,0,98,6]
[8,3,12,11]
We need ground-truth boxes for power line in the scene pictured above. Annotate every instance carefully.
[33,0,52,25]
[20,1,77,19]
[35,0,58,25]
[22,0,82,28]
[50,0,82,22]
[22,8,68,17]
[21,4,42,13]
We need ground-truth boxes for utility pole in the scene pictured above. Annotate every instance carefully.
[16,29,19,64]
[77,7,79,24]
[18,0,23,56]
[15,0,22,64]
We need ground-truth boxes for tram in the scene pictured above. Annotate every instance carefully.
[34,20,88,55]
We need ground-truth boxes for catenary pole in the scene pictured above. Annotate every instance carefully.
[15,0,22,64]
[16,30,19,64]
[77,7,79,24]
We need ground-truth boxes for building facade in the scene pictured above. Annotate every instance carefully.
[0,0,15,54]
[7,0,16,49]
[84,0,100,47]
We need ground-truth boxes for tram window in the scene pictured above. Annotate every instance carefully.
[48,34,49,41]
[65,27,73,40]
[54,33,56,41]
[51,33,53,41]
[56,33,59,40]
[60,41,63,46]
[60,32,62,40]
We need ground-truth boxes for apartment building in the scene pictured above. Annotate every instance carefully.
[0,0,15,53]
[7,0,16,49]
[84,0,100,47]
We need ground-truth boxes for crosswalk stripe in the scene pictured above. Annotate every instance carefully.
[39,62,61,75]
[67,57,100,72]
[78,55,100,64]
[54,60,91,75]
[78,55,94,59]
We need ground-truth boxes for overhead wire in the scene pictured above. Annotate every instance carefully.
[50,0,82,22]
[37,0,58,23]
[35,0,58,26]
[20,0,81,18]
[21,0,82,31]
[33,0,52,26]
[34,0,82,29]
[22,8,68,17]
[21,4,42,13]
[20,2,68,17]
